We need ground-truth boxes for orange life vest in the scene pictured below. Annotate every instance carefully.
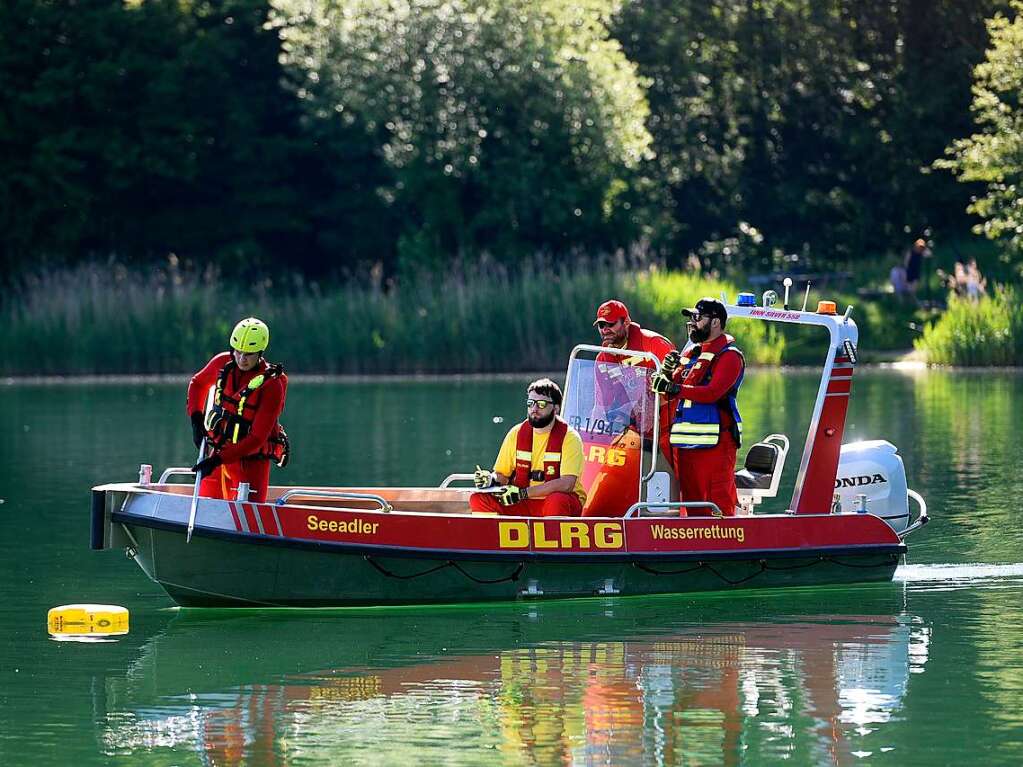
[204,360,290,466]
[512,418,568,488]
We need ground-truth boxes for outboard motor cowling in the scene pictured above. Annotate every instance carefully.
[835,440,910,533]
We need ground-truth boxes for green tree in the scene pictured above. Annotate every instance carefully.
[937,1,1023,265]
[613,0,1003,270]
[271,0,654,271]
[0,0,383,278]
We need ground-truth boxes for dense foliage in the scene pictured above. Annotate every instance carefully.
[616,0,1006,268]
[272,0,653,271]
[0,0,1013,281]
[937,0,1023,265]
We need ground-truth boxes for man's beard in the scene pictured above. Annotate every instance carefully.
[602,328,628,347]
[689,324,711,343]
[529,410,557,428]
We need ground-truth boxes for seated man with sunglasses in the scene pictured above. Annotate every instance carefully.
[469,379,587,517]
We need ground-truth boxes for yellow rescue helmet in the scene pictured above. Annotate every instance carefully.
[230,317,269,353]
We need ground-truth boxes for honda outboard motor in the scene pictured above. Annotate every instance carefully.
[835,441,910,533]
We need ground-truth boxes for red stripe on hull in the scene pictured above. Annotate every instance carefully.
[243,504,259,533]
[227,502,243,532]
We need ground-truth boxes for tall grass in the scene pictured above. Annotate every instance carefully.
[1,261,820,375]
[916,287,1023,366]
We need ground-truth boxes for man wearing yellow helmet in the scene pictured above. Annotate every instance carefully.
[186,317,289,503]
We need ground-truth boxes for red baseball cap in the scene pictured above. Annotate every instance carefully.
[593,300,631,326]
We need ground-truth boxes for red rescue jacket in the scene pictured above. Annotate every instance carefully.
[186,352,288,464]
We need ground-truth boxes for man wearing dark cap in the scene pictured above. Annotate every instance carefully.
[650,297,744,517]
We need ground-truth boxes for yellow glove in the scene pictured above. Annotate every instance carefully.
[473,464,495,489]
[650,371,681,397]
[496,485,528,506]
[661,350,682,376]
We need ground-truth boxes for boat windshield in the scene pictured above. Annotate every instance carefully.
[563,349,659,516]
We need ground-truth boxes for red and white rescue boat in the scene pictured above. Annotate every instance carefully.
[91,294,928,606]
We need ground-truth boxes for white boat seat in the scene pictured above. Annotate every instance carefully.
[735,442,780,490]
[734,434,789,511]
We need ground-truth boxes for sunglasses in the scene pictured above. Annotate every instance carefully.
[526,398,553,410]
[595,320,621,329]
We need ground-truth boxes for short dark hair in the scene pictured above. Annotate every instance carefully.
[527,378,563,407]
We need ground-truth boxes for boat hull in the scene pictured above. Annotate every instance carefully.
[116,518,902,608]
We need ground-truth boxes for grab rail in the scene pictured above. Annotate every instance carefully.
[899,488,929,538]
[440,473,476,488]
[157,467,196,484]
[275,490,393,512]
[624,501,723,519]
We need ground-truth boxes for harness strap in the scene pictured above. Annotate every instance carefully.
[512,418,568,488]
[205,359,287,448]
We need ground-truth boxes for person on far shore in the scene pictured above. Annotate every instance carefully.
[904,238,931,295]
[187,317,290,503]
[469,379,586,517]
[943,258,987,300]
[890,263,909,296]
[965,258,987,300]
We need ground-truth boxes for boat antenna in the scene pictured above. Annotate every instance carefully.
[782,277,792,310]
[801,281,811,312]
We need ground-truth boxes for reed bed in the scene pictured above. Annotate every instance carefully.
[1,261,799,376]
[915,287,1023,366]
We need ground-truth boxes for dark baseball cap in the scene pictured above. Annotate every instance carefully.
[681,297,728,326]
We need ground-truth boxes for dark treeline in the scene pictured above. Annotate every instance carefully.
[0,0,1010,282]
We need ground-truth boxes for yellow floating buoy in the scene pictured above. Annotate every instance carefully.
[47,604,129,637]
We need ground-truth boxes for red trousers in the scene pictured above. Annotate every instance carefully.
[673,437,738,517]
[199,458,272,503]
[469,491,582,517]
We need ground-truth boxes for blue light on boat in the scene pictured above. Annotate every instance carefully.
[737,292,756,306]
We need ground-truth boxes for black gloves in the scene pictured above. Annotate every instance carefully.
[193,453,222,478]
[650,371,681,397]
[190,411,206,448]
[473,465,495,489]
[661,350,682,376]
[495,485,527,506]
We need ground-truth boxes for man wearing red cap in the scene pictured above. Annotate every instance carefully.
[592,299,675,452]
[650,297,744,517]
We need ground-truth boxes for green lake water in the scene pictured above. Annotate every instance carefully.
[2,370,1023,765]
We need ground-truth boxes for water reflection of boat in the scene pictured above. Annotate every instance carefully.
[92,301,928,606]
[97,590,930,765]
